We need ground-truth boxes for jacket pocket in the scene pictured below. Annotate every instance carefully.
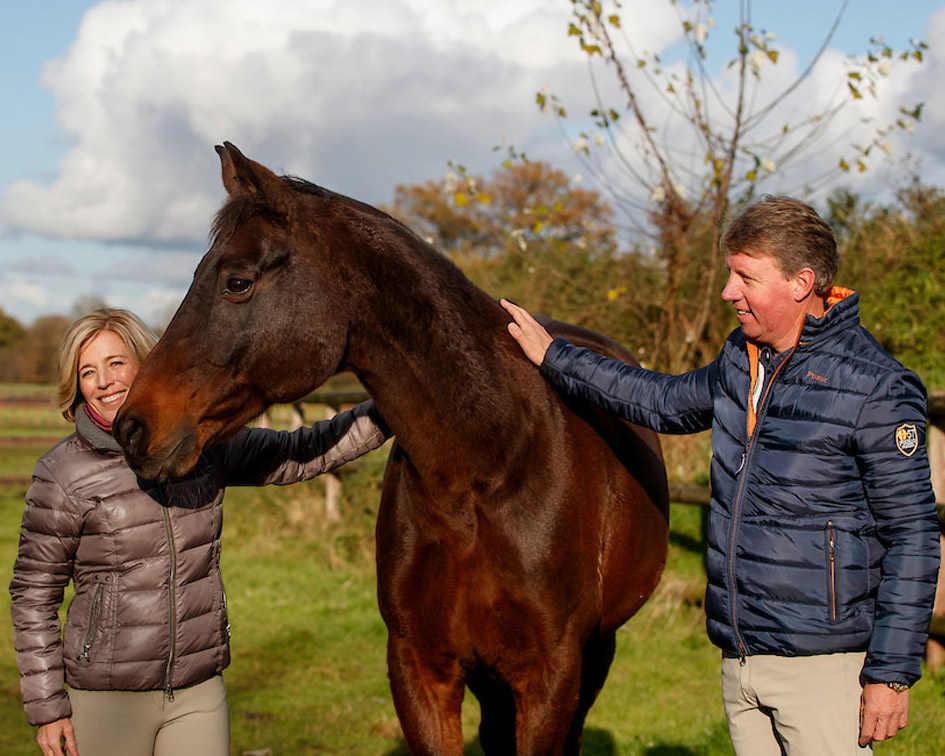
[76,575,112,663]
[825,523,837,623]
[823,522,871,625]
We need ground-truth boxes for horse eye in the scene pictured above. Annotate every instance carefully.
[224,277,253,295]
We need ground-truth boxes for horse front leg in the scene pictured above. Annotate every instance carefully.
[511,641,585,756]
[564,628,617,755]
[387,634,466,755]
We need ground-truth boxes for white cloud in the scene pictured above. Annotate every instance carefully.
[1,0,941,254]
[0,278,52,310]
[0,0,609,245]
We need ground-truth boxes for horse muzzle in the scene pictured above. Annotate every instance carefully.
[114,409,200,481]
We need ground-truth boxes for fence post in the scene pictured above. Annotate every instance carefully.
[926,417,945,671]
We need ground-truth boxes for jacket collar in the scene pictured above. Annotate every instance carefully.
[797,286,859,349]
[75,404,123,453]
[744,286,858,437]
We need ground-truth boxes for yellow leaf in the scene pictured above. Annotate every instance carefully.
[745,169,757,181]
[477,193,492,205]
[607,286,627,301]
[454,192,469,207]
[839,158,850,172]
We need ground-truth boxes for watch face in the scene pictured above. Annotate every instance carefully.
[886,682,909,693]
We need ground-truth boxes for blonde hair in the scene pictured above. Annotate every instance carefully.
[58,309,158,422]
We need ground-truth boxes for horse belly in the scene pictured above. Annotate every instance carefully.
[597,462,669,632]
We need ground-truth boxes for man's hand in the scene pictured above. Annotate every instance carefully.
[859,682,909,746]
[37,718,79,756]
[500,299,553,367]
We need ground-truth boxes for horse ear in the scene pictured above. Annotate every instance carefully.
[214,142,292,216]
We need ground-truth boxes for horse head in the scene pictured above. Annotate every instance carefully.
[115,142,351,480]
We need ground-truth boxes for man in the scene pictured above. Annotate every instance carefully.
[501,196,941,755]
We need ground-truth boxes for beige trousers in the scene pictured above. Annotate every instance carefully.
[69,674,229,756]
[721,652,871,756]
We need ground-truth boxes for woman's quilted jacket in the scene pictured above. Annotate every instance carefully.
[10,400,387,726]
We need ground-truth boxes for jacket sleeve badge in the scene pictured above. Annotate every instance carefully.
[895,423,919,457]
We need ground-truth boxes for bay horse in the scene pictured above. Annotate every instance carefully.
[115,142,669,754]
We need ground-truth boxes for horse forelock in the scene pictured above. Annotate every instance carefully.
[209,175,332,244]
[210,195,271,247]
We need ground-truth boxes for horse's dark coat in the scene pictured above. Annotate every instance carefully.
[116,143,669,755]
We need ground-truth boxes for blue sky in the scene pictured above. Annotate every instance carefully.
[1,0,944,329]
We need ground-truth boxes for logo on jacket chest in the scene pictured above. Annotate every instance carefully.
[805,370,828,384]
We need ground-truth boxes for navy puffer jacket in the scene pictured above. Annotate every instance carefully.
[541,289,940,685]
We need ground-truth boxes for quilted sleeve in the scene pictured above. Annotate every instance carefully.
[9,459,81,726]
[540,338,716,434]
[220,399,390,486]
[855,370,941,686]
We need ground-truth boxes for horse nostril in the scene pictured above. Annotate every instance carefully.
[115,412,151,460]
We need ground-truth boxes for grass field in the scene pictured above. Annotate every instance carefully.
[0,387,943,754]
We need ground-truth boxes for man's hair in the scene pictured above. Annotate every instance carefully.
[720,195,839,297]
[58,308,158,422]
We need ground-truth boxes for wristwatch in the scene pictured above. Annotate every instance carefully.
[885,682,910,693]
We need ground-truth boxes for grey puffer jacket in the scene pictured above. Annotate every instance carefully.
[10,401,388,727]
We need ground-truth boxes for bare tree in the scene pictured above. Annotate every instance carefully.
[539,0,926,371]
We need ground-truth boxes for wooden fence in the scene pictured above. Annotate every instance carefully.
[924,395,945,669]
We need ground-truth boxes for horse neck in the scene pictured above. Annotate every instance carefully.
[341,234,538,481]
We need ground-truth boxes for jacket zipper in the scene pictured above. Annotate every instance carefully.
[161,503,178,701]
[827,522,837,623]
[77,582,105,662]
[728,343,797,661]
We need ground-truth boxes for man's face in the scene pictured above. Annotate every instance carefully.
[721,251,808,353]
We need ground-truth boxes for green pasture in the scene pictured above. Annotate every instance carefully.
[0,393,943,754]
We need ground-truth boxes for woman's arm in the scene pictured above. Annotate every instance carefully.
[10,460,81,728]
[220,399,390,486]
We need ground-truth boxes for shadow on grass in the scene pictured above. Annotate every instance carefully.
[382,726,714,755]
[383,730,615,755]
[668,528,704,554]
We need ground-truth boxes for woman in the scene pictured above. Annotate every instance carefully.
[10,309,389,756]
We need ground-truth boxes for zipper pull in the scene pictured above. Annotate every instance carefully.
[77,642,92,662]
[165,682,175,702]
[735,452,747,475]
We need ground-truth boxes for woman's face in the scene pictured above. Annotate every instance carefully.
[78,329,140,424]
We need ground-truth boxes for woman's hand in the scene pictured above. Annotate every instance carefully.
[500,299,554,367]
[37,718,78,756]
